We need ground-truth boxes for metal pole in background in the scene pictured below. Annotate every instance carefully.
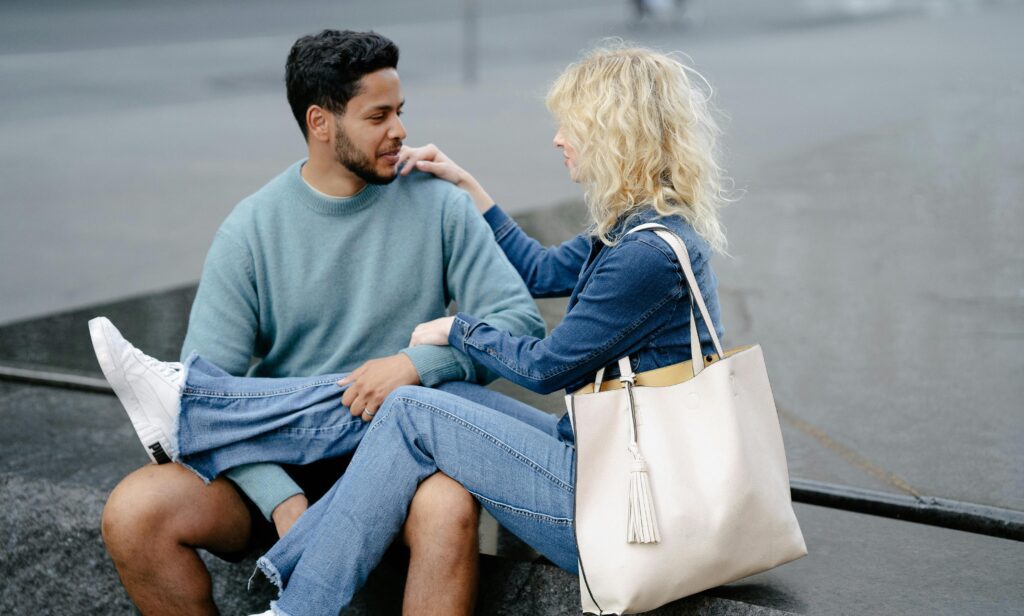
[463,0,478,85]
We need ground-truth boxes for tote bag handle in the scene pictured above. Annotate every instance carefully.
[593,223,724,391]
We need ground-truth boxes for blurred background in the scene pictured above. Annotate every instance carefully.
[1,0,1021,558]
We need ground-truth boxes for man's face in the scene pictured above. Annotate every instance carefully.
[332,68,406,185]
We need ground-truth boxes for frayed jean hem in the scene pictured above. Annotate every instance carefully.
[254,557,295,616]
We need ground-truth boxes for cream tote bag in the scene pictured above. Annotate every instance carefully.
[567,224,807,615]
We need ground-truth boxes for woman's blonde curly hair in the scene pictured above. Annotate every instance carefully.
[546,41,732,252]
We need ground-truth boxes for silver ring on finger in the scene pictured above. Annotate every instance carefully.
[363,407,377,418]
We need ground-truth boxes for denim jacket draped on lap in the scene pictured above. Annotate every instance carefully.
[449,205,725,441]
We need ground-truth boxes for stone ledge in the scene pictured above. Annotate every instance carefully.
[0,472,790,615]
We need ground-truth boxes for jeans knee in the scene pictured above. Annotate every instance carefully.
[378,385,431,425]
[385,384,425,405]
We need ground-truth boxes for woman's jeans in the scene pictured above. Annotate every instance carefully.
[177,354,579,616]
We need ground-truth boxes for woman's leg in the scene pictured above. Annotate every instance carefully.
[260,385,577,616]
[177,356,562,482]
[433,380,560,436]
[179,366,564,605]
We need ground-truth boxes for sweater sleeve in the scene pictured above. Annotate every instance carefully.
[482,205,591,298]
[224,463,304,522]
[180,229,303,521]
[180,229,259,372]
[401,193,547,386]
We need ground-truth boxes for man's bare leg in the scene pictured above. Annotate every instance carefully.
[402,473,480,616]
[102,464,253,616]
[104,467,478,615]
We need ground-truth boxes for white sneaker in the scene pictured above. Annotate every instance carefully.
[249,611,275,616]
[88,316,183,464]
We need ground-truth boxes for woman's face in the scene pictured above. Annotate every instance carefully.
[553,127,579,182]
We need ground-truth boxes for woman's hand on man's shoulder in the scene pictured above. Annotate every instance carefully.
[398,144,495,214]
[398,144,463,184]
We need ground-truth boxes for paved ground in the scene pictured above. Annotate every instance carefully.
[2,375,1022,615]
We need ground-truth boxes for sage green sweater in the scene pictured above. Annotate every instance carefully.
[181,160,545,519]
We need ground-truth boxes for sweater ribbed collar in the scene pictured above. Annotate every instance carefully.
[291,160,383,216]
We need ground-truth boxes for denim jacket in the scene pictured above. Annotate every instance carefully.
[449,205,724,438]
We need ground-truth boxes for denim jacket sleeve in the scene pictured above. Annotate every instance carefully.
[483,205,591,298]
[448,236,684,394]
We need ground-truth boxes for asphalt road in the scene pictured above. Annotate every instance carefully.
[1,0,1022,515]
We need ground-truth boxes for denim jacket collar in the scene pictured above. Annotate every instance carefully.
[604,207,663,243]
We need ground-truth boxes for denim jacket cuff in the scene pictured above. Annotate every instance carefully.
[482,205,516,242]
[449,313,483,352]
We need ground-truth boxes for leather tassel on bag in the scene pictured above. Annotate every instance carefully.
[627,444,661,544]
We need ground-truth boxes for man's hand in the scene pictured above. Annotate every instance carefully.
[272,493,308,538]
[338,353,421,421]
[397,144,494,213]
[409,316,456,348]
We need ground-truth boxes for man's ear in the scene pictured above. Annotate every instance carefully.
[306,105,332,143]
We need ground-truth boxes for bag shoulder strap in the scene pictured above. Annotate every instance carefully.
[627,223,724,376]
[593,222,725,388]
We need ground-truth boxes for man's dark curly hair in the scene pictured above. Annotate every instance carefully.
[285,30,400,140]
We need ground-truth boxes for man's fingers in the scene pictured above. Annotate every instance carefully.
[340,363,369,386]
[356,394,379,421]
[345,384,383,417]
[342,385,359,409]
[348,393,366,416]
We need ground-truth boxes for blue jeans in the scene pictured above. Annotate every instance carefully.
[177,354,579,616]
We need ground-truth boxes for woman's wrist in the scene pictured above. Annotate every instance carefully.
[458,175,495,214]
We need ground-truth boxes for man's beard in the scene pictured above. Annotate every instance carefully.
[334,124,399,186]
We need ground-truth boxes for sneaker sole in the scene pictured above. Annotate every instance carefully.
[88,317,175,465]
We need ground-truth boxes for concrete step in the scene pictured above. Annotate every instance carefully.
[0,471,788,615]
[2,380,1023,614]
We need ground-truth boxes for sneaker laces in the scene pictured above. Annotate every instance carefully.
[131,346,183,382]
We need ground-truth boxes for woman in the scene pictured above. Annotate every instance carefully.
[93,43,730,616]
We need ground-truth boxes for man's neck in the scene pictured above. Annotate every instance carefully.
[301,156,367,198]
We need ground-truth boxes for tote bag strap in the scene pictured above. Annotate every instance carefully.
[593,222,725,388]
[625,223,725,377]
[592,356,636,391]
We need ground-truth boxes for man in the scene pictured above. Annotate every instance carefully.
[100,29,545,615]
